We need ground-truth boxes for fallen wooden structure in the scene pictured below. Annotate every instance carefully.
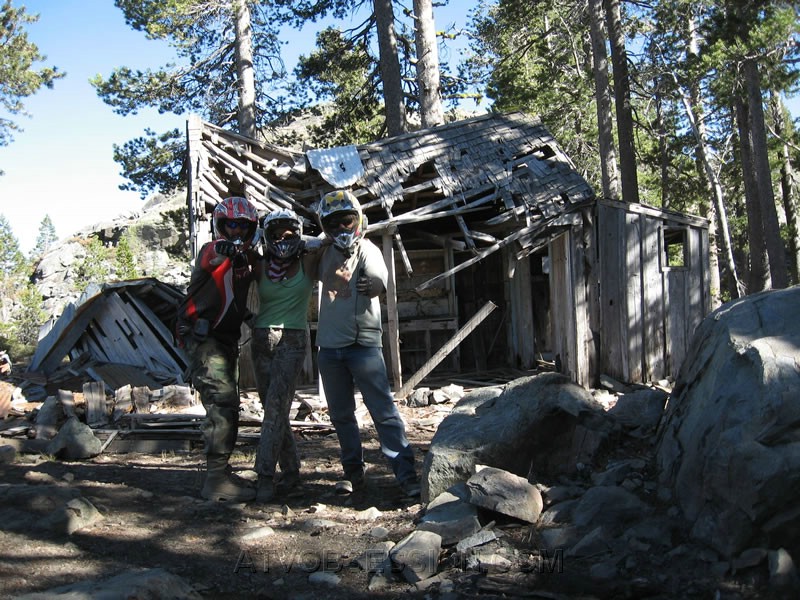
[187,111,710,391]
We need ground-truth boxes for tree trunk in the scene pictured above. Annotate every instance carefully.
[736,95,769,293]
[605,0,639,204]
[413,0,444,128]
[233,0,257,139]
[771,91,800,284]
[588,0,619,200]
[373,0,406,136]
[683,11,740,303]
[744,59,787,289]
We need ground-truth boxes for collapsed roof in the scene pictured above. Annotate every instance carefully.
[187,111,596,281]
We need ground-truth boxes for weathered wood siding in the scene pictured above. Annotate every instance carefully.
[550,228,593,387]
[595,199,709,384]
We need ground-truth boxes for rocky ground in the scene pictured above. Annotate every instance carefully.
[0,383,794,600]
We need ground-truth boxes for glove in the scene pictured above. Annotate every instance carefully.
[215,240,238,257]
[232,253,247,269]
[301,236,323,252]
[356,274,374,296]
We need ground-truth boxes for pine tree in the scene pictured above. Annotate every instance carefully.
[115,235,139,280]
[0,1,64,153]
[32,214,58,257]
[0,214,25,276]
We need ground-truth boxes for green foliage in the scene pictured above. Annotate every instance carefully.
[32,214,58,257]
[115,235,139,280]
[76,238,111,292]
[0,0,65,150]
[0,214,26,276]
[291,27,385,146]
[93,0,287,196]
[465,0,603,190]
[112,128,186,199]
[160,207,191,259]
[15,284,46,347]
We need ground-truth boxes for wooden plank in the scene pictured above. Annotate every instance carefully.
[625,212,644,383]
[113,385,133,422]
[132,386,151,415]
[383,233,403,391]
[642,217,665,381]
[58,390,76,419]
[416,222,545,291]
[395,301,497,400]
[84,381,108,426]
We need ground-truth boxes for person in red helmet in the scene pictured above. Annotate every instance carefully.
[176,196,261,502]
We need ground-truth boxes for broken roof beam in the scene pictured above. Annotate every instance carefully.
[416,221,548,291]
[202,120,301,166]
[411,229,468,251]
[394,300,498,400]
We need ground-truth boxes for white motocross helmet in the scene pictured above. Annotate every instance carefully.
[261,209,303,259]
[316,190,365,253]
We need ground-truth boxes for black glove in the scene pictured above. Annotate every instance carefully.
[232,253,248,268]
[215,240,238,257]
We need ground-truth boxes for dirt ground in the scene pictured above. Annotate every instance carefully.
[1,398,520,600]
[0,387,787,600]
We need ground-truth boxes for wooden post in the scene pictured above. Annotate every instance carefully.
[382,232,403,390]
[394,301,497,401]
[186,114,204,259]
[84,381,107,426]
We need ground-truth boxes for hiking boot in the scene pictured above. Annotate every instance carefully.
[255,476,275,503]
[399,478,421,499]
[335,466,366,495]
[201,454,256,502]
[276,471,301,495]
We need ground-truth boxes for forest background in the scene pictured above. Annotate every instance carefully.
[0,0,799,365]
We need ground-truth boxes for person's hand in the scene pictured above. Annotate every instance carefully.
[215,240,238,257]
[356,274,375,296]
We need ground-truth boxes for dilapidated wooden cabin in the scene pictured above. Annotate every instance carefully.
[186,111,710,392]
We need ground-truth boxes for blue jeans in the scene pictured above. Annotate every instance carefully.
[317,344,416,484]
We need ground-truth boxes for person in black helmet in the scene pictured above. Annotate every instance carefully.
[314,189,421,499]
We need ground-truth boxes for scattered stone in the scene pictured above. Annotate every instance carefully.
[45,416,103,460]
[368,526,389,540]
[308,571,341,586]
[301,518,338,531]
[455,529,498,553]
[354,506,381,521]
[769,548,799,589]
[465,467,543,524]
[14,567,200,600]
[390,530,442,583]
[239,526,275,542]
[0,445,17,464]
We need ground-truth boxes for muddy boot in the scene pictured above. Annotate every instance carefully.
[201,454,256,502]
[255,476,275,503]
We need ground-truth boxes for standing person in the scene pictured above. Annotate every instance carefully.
[176,196,261,502]
[251,208,323,503]
[315,189,421,498]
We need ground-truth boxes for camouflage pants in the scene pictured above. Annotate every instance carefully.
[252,327,305,478]
[185,336,240,456]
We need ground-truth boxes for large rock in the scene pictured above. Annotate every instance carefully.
[421,372,611,502]
[656,286,800,558]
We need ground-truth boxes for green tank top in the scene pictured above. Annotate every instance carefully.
[254,265,314,330]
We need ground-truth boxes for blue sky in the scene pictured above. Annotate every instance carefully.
[0,1,797,254]
[0,0,478,253]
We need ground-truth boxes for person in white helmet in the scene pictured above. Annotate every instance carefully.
[176,196,261,502]
[315,189,421,498]
[251,208,325,503]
